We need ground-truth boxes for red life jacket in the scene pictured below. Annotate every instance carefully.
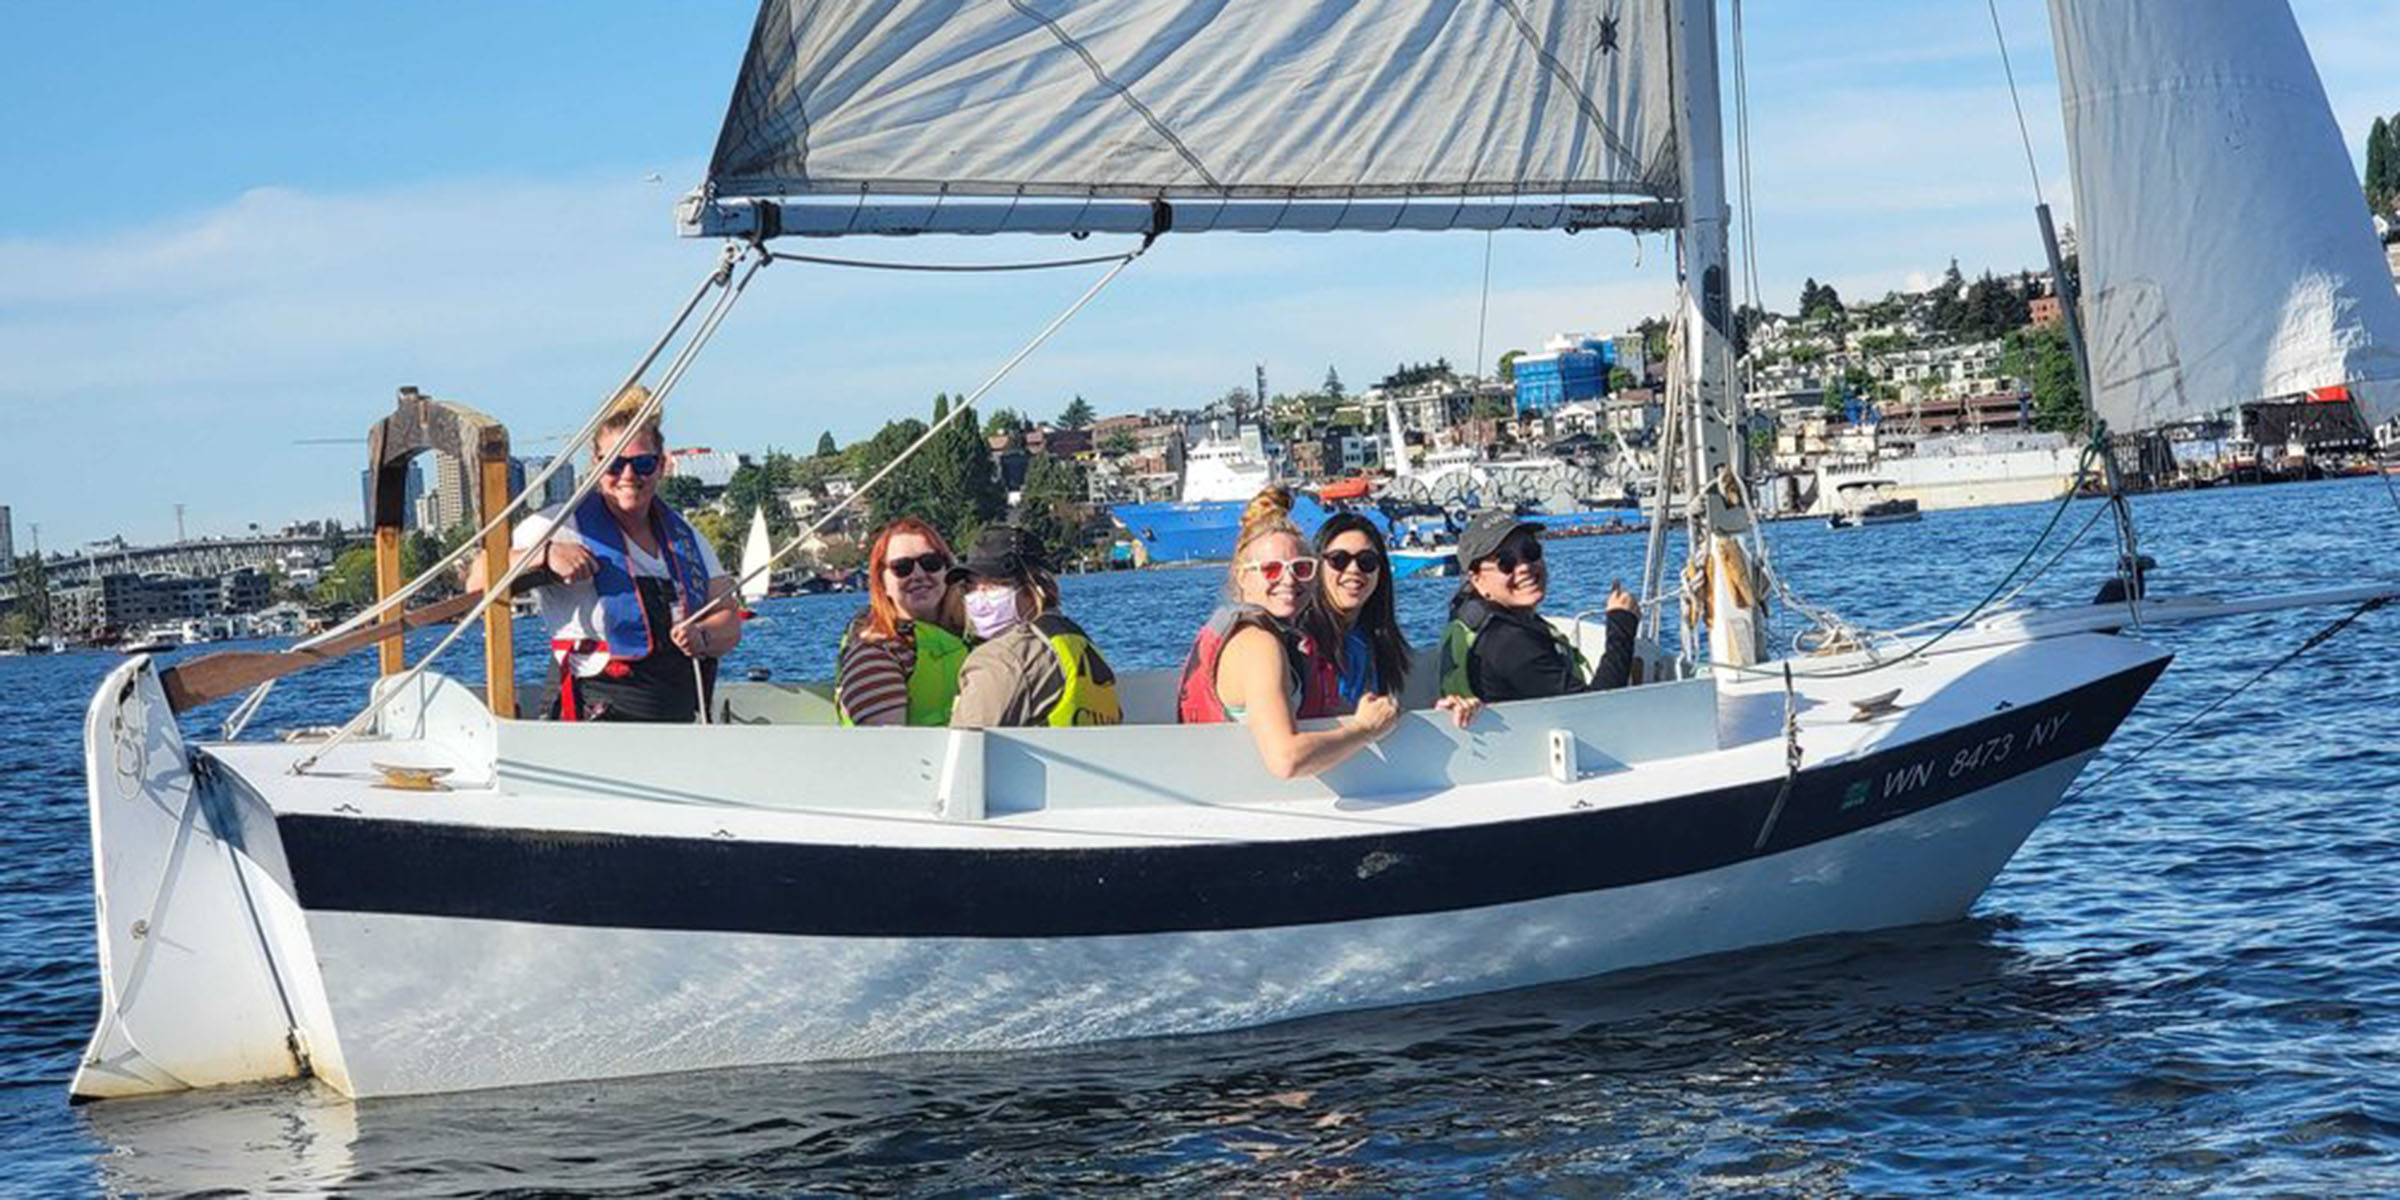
[1177,603,1342,724]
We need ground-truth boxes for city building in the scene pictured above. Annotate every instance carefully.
[512,456,579,509]
[1512,334,1614,414]
[0,503,13,566]
[668,448,741,493]
[420,450,472,532]
[359,461,425,531]
[2030,294,2062,327]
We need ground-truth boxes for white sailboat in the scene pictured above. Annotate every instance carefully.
[70,0,2400,1102]
[739,505,774,604]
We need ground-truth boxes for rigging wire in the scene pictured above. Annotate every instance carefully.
[685,240,1156,630]
[1986,0,2049,205]
[766,248,1140,273]
[1472,229,1495,381]
[292,249,769,775]
[2066,596,2390,801]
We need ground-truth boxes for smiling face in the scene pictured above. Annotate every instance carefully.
[591,424,665,522]
[1236,530,1311,620]
[1320,529,1382,618]
[1468,530,1547,610]
[880,531,949,623]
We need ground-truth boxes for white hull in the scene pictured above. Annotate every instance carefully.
[301,754,2084,1096]
[73,627,2170,1101]
[1818,438,2082,515]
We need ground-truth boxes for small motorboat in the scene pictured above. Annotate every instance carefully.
[1826,480,1922,529]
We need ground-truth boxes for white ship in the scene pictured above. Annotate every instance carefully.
[1815,431,2082,515]
[1178,430,1274,503]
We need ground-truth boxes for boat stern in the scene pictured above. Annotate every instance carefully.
[71,657,313,1101]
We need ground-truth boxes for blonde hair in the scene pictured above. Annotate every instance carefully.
[597,384,663,453]
[1226,486,1302,596]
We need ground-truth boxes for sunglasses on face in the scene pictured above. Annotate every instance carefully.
[1242,556,1319,584]
[885,553,950,579]
[1323,549,1384,574]
[603,453,663,478]
[1476,538,1544,575]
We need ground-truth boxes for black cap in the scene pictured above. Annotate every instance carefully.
[1456,510,1542,571]
[949,524,1048,584]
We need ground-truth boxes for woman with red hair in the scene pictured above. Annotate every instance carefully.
[836,518,970,725]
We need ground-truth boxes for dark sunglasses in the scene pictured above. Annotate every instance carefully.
[1477,538,1544,574]
[1323,549,1384,574]
[885,552,950,579]
[1242,556,1319,584]
[603,453,663,478]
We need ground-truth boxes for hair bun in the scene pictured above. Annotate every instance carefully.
[607,384,656,424]
[1240,485,1294,531]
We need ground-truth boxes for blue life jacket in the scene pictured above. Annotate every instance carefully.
[568,493,713,662]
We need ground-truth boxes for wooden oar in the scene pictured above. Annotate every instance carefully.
[159,568,558,713]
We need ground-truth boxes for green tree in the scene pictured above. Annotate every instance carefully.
[658,474,708,511]
[1057,395,1095,429]
[1322,365,1346,398]
[8,553,51,641]
[859,398,1005,545]
[1496,349,1526,383]
[1101,428,1138,458]
[2003,322,2086,434]
[1608,366,1637,393]
[1471,393,1515,421]
[933,392,951,423]
[814,430,838,458]
[724,450,804,542]
[984,407,1027,440]
[1015,451,1088,561]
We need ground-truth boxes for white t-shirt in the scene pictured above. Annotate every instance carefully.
[514,504,728,677]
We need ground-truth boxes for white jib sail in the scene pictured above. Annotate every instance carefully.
[741,507,774,604]
[2049,0,2400,431]
[699,0,1680,236]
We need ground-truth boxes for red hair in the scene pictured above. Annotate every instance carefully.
[864,518,956,642]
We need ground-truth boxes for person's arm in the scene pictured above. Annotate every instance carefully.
[950,634,1045,728]
[1588,607,1641,691]
[1222,626,1398,779]
[673,576,744,657]
[836,637,911,726]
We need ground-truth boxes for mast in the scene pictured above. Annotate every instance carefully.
[1667,0,1766,665]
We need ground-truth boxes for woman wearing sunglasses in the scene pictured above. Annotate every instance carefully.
[1439,511,1637,704]
[835,518,970,726]
[1177,488,1398,778]
[509,387,742,722]
[1298,512,1483,728]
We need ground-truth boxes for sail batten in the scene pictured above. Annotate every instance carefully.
[701,0,1682,237]
[2049,0,2400,431]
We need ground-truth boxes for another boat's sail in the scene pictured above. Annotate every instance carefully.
[2049,0,2400,431]
[740,506,773,604]
[690,0,1683,237]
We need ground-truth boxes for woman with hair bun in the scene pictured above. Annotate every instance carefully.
[1176,487,1398,778]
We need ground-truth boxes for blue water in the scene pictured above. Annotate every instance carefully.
[5,480,2398,1193]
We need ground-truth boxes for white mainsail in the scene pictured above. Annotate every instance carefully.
[691,0,1681,237]
[2049,0,2400,432]
[740,506,774,604]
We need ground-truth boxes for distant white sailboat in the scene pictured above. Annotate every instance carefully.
[739,506,773,604]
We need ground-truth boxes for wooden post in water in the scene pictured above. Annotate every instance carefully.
[365,387,517,714]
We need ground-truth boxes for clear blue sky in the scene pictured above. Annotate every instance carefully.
[6,1,2397,549]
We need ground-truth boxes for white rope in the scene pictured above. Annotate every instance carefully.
[685,243,1153,630]
[287,247,740,656]
[291,249,767,774]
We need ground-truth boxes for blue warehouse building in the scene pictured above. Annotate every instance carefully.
[1512,336,1616,414]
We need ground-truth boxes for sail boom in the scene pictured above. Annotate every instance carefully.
[679,194,1682,240]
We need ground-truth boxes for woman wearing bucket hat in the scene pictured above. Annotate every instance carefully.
[1438,510,1638,703]
[946,524,1122,728]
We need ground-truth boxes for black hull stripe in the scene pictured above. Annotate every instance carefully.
[275,658,2166,938]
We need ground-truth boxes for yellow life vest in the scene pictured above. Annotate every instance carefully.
[837,618,968,727]
[1032,613,1121,727]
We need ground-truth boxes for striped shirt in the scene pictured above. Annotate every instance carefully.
[837,622,918,725]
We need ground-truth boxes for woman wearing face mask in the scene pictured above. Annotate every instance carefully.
[835,518,969,726]
[946,525,1122,728]
[1178,488,1398,778]
[1439,510,1638,703]
[1298,512,1482,728]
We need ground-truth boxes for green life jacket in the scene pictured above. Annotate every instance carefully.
[838,617,969,727]
[1439,597,1588,700]
[1031,613,1122,727]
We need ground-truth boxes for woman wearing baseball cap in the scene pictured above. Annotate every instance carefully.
[1439,510,1638,703]
[946,524,1121,728]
